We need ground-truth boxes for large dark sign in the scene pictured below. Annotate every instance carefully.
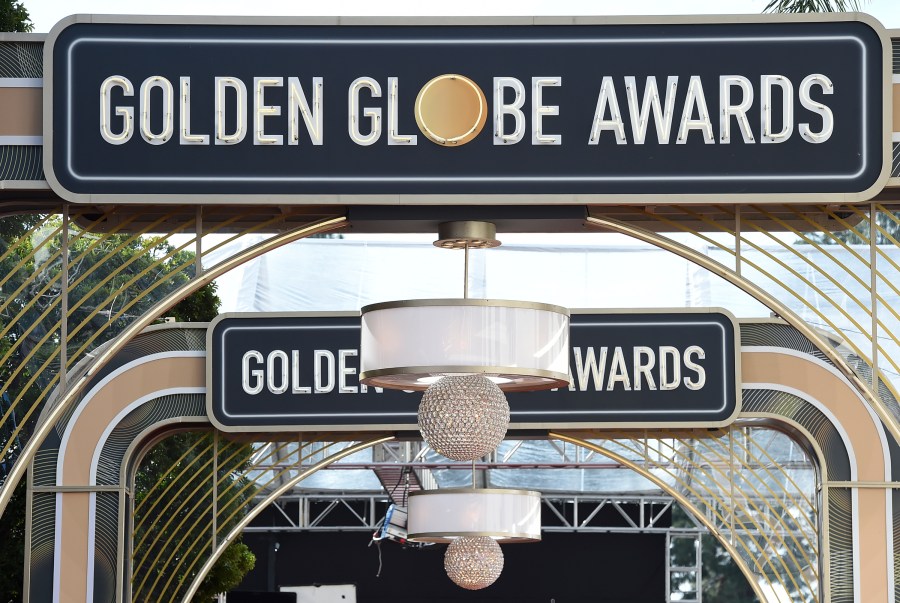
[46,15,888,204]
[206,311,740,432]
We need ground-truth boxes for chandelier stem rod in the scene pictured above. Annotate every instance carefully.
[464,242,469,299]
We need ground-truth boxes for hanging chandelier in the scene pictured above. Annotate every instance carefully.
[359,221,568,590]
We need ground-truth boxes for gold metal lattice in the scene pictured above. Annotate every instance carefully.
[0,206,347,518]
[129,432,393,603]
[587,204,900,449]
[554,429,819,603]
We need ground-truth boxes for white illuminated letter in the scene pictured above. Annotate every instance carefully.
[683,346,706,390]
[215,76,247,145]
[659,346,681,391]
[348,77,382,146]
[387,77,417,146]
[761,74,793,144]
[100,76,134,145]
[179,77,209,145]
[267,350,289,394]
[532,76,561,145]
[719,75,755,144]
[139,76,174,145]
[288,76,324,145]
[606,347,632,391]
[573,347,607,392]
[625,76,678,145]
[242,351,264,395]
[633,346,657,391]
[291,350,311,394]
[339,349,359,394]
[493,77,526,145]
[799,74,833,144]
[589,77,626,145]
[255,77,283,145]
[677,76,714,144]
[314,350,336,393]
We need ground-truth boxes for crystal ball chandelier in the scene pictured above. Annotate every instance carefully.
[417,374,509,461]
[444,536,504,590]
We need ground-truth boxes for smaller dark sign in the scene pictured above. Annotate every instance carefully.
[206,310,740,432]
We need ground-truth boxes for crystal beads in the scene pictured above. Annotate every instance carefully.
[444,536,504,590]
[417,375,510,461]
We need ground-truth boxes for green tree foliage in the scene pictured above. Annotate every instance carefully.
[0,211,256,601]
[805,212,900,245]
[0,479,27,599]
[1,218,222,453]
[195,540,256,601]
[133,433,256,601]
[764,0,862,12]
[0,0,32,32]
[671,507,759,603]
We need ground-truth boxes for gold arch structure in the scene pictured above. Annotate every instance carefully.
[585,208,900,447]
[24,309,898,603]
[0,205,348,520]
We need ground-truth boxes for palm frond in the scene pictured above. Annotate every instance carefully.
[763,0,863,13]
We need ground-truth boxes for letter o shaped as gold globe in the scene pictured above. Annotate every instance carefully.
[415,74,488,146]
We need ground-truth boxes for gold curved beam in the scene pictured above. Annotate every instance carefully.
[135,438,259,600]
[670,434,816,595]
[553,431,773,603]
[179,435,394,603]
[0,214,348,516]
[136,438,308,600]
[614,434,807,598]
[163,440,340,599]
[585,214,900,449]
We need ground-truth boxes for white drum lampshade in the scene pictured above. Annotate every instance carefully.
[359,299,570,392]
[407,488,542,543]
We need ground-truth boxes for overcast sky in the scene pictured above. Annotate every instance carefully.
[26,0,900,33]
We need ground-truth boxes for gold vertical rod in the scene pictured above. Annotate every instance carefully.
[695,431,818,582]
[464,242,469,299]
[23,462,33,598]
[195,206,203,278]
[871,203,879,390]
[735,205,741,277]
[60,206,68,394]
[729,427,735,546]
[212,431,218,552]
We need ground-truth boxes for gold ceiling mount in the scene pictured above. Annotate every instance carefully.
[433,220,501,250]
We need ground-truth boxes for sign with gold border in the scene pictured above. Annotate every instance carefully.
[45,14,890,204]
[206,309,741,432]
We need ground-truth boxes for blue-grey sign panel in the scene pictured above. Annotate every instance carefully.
[206,311,740,432]
[46,16,887,202]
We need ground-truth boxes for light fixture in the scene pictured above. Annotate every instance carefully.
[359,298,570,392]
[407,488,542,543]
[359,221,570,394]
[444,536,504,590]
[418,374,509,461]
[359,221,562,590]
[407,487,541,590]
